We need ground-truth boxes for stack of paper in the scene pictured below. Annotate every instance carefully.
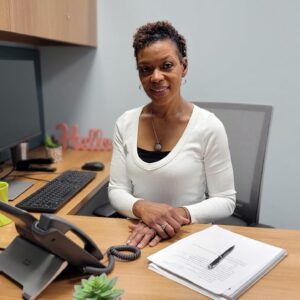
[148,225,287,299]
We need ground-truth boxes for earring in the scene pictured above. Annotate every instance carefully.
[139,84,142,90]
[182,78,187,85]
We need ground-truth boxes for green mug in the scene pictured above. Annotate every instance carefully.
[0,181,12,226]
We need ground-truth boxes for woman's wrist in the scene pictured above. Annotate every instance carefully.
[132,199,144,218]
[178,207,191,224]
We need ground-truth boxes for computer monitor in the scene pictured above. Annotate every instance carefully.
[0,46,44,198]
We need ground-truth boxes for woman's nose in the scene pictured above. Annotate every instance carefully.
[151,68,164,82]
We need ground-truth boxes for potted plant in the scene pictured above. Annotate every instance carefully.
[44,134,63,162]
[72,274,124,300]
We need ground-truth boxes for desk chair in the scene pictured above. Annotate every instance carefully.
[92,181,124,218]
[75,179,123,218]
[194,102,273,227]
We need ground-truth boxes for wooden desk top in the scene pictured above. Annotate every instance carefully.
[1,216,300,300]
[4,148,112,215]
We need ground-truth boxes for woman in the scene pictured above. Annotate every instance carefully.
[108,21,236,249]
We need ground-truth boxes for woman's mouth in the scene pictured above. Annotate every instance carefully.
[150,86,169,96]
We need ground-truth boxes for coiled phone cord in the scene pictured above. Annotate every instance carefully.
[83,244,141,275]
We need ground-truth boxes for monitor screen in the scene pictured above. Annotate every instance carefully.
[0,46,44,165]
[0,59,42,151]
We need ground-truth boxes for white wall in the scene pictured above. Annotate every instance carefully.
[40,0,300,229]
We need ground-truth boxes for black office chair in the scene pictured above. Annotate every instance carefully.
[194,102,273,227]
[75,180,123,218]
[92,181,124,218]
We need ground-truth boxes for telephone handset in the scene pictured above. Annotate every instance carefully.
[0,201,140,300]
[30,213,105,269]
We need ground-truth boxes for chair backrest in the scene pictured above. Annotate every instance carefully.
[194,102,272,225]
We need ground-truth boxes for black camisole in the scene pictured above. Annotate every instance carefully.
[137,147,170,163]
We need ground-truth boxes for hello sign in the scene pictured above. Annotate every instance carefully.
[56,123,112,151]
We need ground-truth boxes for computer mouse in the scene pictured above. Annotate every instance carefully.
[81,161,105,171]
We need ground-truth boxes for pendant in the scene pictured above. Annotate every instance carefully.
[154,143,162,152]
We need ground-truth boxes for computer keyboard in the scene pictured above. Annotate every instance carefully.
[16,170,97,213]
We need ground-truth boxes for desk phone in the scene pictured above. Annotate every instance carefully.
[0,202,140,300]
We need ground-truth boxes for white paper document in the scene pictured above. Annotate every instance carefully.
[148,225,287,299]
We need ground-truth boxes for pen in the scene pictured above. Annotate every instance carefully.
[207,245,235,269]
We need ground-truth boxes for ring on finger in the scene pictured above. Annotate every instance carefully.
[161,223,168,230]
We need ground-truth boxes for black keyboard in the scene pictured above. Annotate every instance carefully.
[16,170,97,213]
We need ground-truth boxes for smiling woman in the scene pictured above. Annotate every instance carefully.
[107,21,236,250]
[137,39,187,105]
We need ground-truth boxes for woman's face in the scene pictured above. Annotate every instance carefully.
[137,39,187,104]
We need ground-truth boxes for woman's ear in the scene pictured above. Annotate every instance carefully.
[182,57,188,77]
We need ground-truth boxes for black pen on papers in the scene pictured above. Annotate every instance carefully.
[207,245,235,269]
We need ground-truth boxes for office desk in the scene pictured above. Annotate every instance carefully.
[6,149,112,215]
[1,216,300,300]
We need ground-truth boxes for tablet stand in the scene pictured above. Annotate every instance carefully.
[0,236,68,300]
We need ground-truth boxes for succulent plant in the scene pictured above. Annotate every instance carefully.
[44,134,60,148]
[72,274,124,300]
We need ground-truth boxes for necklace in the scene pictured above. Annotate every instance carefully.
[151,110,162,152]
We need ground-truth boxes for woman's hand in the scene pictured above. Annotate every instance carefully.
[127,221,162,249]
[133,200,190,239]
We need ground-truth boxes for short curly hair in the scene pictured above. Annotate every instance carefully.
[132,21,187,61]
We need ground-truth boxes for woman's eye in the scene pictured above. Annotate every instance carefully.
[162,62,173,70]
[138,66,152,76]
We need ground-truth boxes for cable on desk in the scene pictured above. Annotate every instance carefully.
[0,166,15,181]
[83,245,141,275]
[8,174,51,182]
[6,170,68,182]
[1,168,64,182]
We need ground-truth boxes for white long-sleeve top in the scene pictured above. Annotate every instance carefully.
[108,104,236,223]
